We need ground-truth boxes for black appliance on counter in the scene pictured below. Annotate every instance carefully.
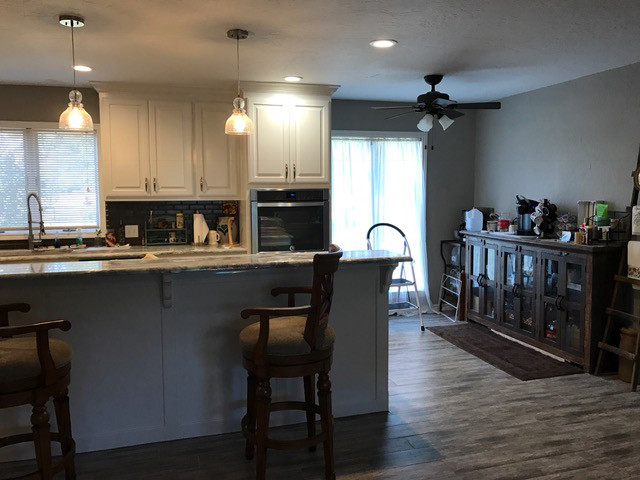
[250,189,330,253]
[516,195,539,235]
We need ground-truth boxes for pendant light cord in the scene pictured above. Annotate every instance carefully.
[236,36,240,97]
[71,21,76,88]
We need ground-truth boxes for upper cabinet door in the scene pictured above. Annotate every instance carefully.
[193,103,239,198]
[101,98,151,197]
[290,97,330,183]
[246,95,290,184]
[149,101,194,197]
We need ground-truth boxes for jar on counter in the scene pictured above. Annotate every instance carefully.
[176,213,184,229]
[169,231,177,243]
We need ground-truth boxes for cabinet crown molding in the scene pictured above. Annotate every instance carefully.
[91,82,236,102]
[242,81,339,97]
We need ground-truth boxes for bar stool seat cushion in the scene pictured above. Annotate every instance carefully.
[240,316,335,356]
[0,337,72,392]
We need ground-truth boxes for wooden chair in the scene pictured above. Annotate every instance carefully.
[0,303,76,479]
[239,245,343,480]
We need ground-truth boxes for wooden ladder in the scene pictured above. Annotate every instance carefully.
[594,145,640,391]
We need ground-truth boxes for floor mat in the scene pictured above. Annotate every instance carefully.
[427,322,583,381]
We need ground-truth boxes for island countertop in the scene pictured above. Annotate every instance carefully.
[0,250,410,279]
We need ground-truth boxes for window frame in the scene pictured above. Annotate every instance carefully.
[0,120,105,240]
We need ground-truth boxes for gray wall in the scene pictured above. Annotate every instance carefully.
[332,100,476,304]
[475,62,640,216]
[0,85,100,123]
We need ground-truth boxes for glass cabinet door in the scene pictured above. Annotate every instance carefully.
[544,257,560,297]
[565,262,584,304]
[483,245,499,320]
[467,241,482,315]
[501,247,517,327]
[560,259,585,354]
[516,250,536,335]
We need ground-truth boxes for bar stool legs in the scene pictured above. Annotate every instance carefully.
[318,372,335,480]
[303,375,316,452]
[31,403,53,480]
[54,389,77,480]
[255,379,272,480]
[245,375,257,460]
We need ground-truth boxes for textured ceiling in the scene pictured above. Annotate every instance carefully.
[2,0,640,102]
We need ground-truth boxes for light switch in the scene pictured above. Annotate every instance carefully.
[125,225,139,238]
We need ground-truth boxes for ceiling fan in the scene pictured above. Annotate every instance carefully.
[372,74,501,132]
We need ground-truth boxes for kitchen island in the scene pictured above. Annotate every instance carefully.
[0,250,406,460]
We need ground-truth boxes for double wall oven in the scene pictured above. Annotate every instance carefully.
[250,189,330,253]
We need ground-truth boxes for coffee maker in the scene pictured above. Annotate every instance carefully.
[516,195,538,235]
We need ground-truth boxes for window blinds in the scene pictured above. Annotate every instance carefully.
[0,128,99,231]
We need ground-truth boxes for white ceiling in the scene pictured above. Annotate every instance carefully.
[2,0,640,102]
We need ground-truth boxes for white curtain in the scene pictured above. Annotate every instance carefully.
[331,135,432,311]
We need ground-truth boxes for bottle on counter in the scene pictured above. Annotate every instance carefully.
[54,234,61,248]
[75,229,83,246]
[176,213,184,229]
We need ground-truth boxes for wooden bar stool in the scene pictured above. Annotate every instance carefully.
[0,303,76,479]
[239,245,342,480]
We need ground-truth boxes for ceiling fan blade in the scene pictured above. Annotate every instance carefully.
[433,98,454,107]
[386,111,417,120]
[439,109,464,119]
[372,105,417,110]
[447,102,501,110]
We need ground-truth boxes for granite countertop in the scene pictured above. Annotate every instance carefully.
[0,250,409,279]
[0,244,247,263]
[462,230,623,254]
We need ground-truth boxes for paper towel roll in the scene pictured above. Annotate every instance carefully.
[193,213,209,245]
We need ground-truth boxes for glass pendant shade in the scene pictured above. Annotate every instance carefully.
[417,114,434,133]
[438,115,455,131]
[225,96,254,135]
[59,89,93,130]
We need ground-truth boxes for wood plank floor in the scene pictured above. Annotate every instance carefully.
[4,314,640,479]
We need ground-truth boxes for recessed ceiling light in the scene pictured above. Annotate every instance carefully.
[370,39,397,48]
[73,65,92,72]
[283,76,303,82]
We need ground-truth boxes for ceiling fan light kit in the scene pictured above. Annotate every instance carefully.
[225,28,254,135]
[372,74,501,133]
[58,14,93,130]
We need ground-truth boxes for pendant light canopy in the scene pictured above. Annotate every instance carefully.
[59,15,93,131]
[225,29,254,135]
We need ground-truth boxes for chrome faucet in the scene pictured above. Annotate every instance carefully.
[27,193,45,250]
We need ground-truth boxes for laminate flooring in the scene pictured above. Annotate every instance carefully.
[4,314,640,479]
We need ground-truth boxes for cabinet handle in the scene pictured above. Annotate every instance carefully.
[200,177,205,192]
[145,177,149,193]
[512,284,519,298]
[558,295,565,311]
[293,163,296,180]
[285,164,289,180]
[153,178,158,193]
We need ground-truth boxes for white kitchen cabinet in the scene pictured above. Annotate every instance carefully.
[149,101,194,197]
[290,97,330,183]
[100,97,151,197]
[247,95,290,183]
[246,89,332,185]
[193,102,239,198]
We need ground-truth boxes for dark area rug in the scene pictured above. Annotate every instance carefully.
[427,322,583,381]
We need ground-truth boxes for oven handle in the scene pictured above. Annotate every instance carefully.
[256,202,327,207]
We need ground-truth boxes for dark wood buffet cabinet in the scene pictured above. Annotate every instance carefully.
[463,231,622,372]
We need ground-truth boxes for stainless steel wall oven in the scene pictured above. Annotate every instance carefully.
[250,189,330,253]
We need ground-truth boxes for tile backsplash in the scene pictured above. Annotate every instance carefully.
[106,200,236,245]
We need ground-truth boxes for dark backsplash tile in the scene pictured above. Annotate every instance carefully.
[106,200,237,245]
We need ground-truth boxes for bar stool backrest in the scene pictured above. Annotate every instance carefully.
[304,244,342,350]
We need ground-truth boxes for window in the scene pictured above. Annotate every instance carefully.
[0,127,100,234]
[331,133,431,307]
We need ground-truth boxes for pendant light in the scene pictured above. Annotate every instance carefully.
[58,15,93,131]
[225,29,254,135]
